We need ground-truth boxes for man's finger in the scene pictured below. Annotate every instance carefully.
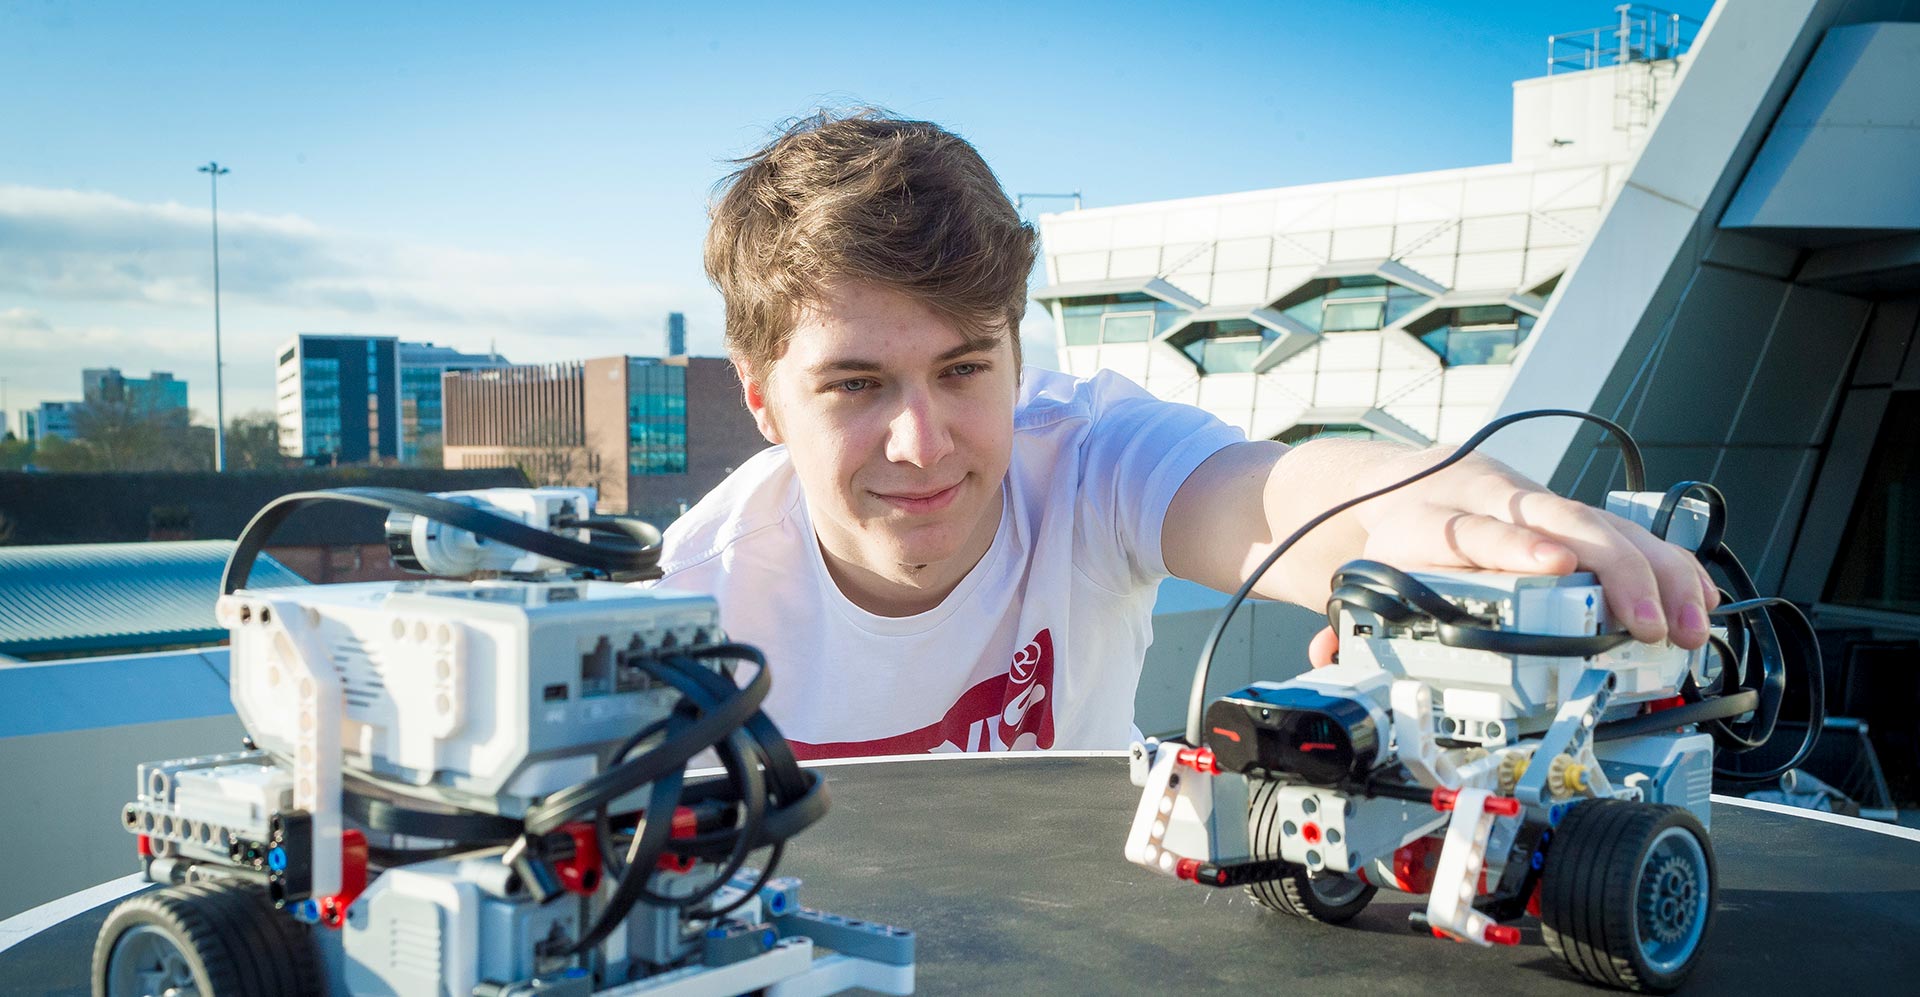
[1505,493,1671,644]
[1308,626,1337,669]
[1599,509,1713,648]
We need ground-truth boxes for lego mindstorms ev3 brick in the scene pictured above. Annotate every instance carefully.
[94,486,915,997]
[1123,411,1821,994]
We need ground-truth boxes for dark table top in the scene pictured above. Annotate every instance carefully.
[7,754,1919,996]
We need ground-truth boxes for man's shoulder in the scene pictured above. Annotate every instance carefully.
[656,446,801,578]
[1014,367,1161,433]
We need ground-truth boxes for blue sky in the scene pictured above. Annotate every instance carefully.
[0,0,1714,427]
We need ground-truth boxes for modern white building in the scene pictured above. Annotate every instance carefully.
[1034,6,1697,446]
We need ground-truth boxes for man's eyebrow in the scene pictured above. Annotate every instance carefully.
[803,338,1000,377]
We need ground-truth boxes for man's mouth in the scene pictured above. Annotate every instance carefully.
[873,480,963,513]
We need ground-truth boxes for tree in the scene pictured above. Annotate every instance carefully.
[410,431,444,469]
[59,399,210,471]
[502,418,613,497]
[0,435,31,471]
[224,412,294,471]
[28,433,104,471]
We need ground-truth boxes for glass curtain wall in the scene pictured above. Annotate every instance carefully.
[301,357,342,458]
[627,361,688,475]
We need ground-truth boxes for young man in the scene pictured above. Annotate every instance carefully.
[656,110,1715,759]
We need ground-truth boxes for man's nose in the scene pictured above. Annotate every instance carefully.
[884,390,955,468]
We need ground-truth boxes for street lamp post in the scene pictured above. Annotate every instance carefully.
[198,161,230,472]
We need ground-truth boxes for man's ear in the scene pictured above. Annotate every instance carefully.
[733,359,783,445]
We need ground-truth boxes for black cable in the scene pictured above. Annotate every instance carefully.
[702,844,785,922]
[568,768,685,955]
[1703,593,1824,781]
[562,645,823,951]
[1326,559,1636,658]
[221,486,661,595]
[522,646,772,836]
[1184,409,1644,744]
[629,655,767,909]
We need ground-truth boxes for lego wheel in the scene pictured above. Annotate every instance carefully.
[1245,780,1376,923]
[1539,800,1716,994]
[92,880,322,997]
[1246,865,1376,923]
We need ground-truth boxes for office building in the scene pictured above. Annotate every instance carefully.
[667,312,688,357]
[394,341,513,464]
[442,355,765,523]
[80,368,189,423]
[275,334,401,464]
[275,335,512,466]
[34,401,80,442]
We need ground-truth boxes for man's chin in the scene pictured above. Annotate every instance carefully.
[868,531,965,574]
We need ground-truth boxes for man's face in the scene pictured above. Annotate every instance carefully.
[740,281,1017,592]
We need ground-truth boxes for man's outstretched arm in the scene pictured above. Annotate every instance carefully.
[1160,438,1718,650]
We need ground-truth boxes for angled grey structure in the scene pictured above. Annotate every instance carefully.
[1483,0,1920,641]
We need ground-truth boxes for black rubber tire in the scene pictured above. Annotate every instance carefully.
[1539,799,1716,994]
[1244,779,1378,923]
[92,880,323,997]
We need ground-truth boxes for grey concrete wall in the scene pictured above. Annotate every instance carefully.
[0,714,245,920]
[1133,597,1325,738]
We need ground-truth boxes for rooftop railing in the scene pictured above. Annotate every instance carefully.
[1548,3,1702,74]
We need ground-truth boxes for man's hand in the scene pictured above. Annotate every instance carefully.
[1346,446,1718,648]
[1166,439,1719,659]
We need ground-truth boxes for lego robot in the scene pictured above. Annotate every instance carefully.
[1124,414,1819,994]
[93,487,914,997]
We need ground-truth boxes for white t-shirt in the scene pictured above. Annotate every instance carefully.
[650,368,1245,759]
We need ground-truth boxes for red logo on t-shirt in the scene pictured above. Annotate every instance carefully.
[790,629,1056,760]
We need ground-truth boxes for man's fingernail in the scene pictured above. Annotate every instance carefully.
[1533,543,1562,564]
[1680,603,1707,634]
[1635,599,1662,624]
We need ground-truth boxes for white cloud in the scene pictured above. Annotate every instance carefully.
[0,307,53,336]
[0,184,721,422]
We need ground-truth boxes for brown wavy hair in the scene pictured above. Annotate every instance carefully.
[704,108,1037,384]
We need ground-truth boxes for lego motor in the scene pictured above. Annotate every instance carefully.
[1125,410,1820,995]
[96,486,915,997]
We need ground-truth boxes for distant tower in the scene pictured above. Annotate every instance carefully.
[666,312,687,357]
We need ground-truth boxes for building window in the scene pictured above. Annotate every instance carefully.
[1415,305,1537,365]
[1279,276,1428,334]
[1826,392,1920,614]
[1171,318,1275,374]
[628,362,688,475]
[1057,293,1188,346]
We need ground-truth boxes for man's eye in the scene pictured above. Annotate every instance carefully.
[833,378,874,393]
[949,363,984,377]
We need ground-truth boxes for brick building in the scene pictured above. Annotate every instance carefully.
[442,356,766,524]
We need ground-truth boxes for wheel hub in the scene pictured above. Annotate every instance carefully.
[1639,853,1698,944]
[108,924,201,997]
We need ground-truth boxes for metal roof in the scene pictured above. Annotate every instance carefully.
[0,541,306,659]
